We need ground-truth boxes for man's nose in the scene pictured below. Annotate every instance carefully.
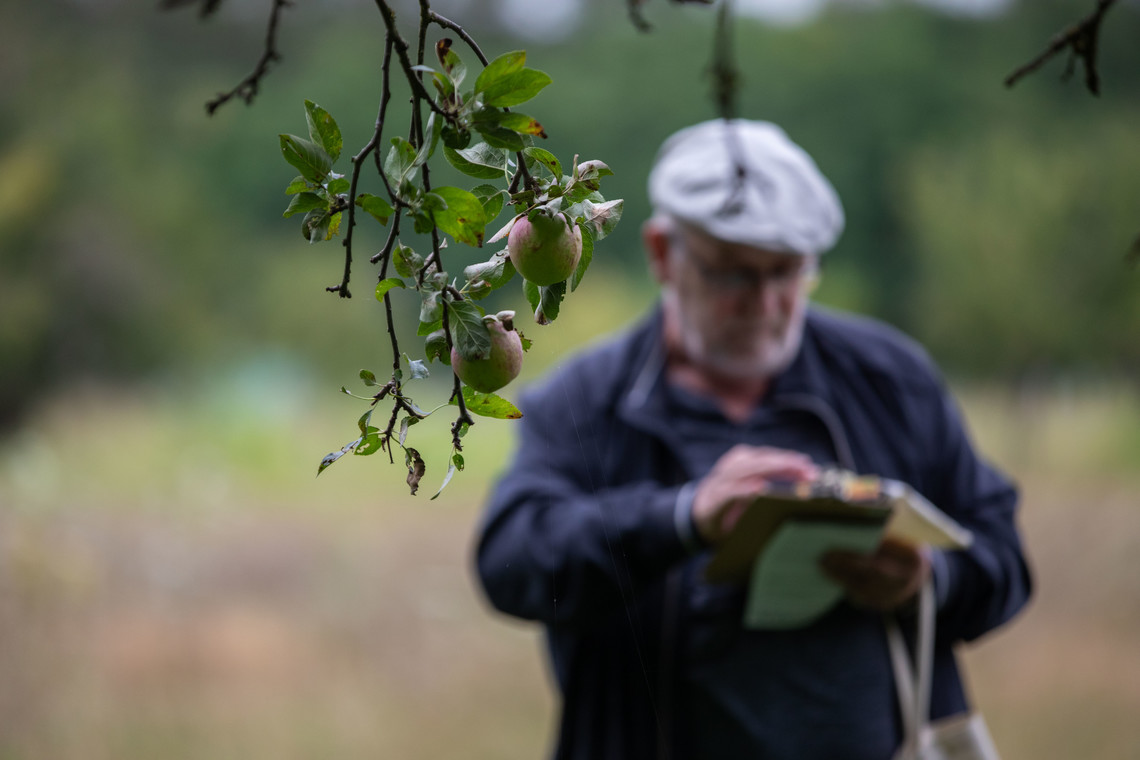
[722,276,782,317]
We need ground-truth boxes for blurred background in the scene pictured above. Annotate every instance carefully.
[2,0,1139,757]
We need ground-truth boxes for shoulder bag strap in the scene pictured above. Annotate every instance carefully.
[887,578,935,760]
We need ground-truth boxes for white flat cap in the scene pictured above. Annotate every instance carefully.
[648,119,844,256]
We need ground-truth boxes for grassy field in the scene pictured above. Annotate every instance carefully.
[1,375,1138,759]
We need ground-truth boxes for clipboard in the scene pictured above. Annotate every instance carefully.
[703,471,973,585]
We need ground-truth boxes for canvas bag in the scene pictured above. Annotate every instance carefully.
[887,580,1002,760]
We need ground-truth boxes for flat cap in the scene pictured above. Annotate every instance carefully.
[648,119,844,256]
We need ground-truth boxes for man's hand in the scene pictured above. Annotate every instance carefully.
[692,445,819,544]
[819,538,930,612]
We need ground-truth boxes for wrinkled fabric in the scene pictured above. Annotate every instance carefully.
[648,119,845,256]
[474,305,1032,760]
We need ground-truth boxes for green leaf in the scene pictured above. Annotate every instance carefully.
[355,412,373,437]
[283,192,326,219]
[449,385,524,419]
[327,177,350,195]
[447,299,491,361]
[285,175,308,194]
[422,191,447,214]
[474,50,527,95]
[412,113,440,171]
[474,124,525,152]
[360,369,380,386]
[355,428,384,456]
[524,278,540,316]
[444,143,511,180]
[429,462,457,501]
[524,280,566,325]
[564,181,599,205]
[523,147,561,178]
[436,39,466,86]
[412,210,434,235]
[304,100,343,163]
[404,353,431,379]
[357,409,374,438]
[302,209,333,243]
[420,290,443,326]
[384,137,418,185]
[570,223,594,292]
[464,249,514,289]
[356,193,394,226]
[441,122,471,151]
[480,69,553,108]
[431,70,455,101]
[424,328,450,364]
[431,186,489,247]
[577,159,613,181]
[474,108,547,138]
[318,438,361,475]
[471,184,506,222]
[393,244,423,279]
[399,415,420,446]
[423,270,448,292]
[452,452,465,471]
[375,277,406,301]
[579,198,624,240]
[280,134,332,184]
[418,317,443,337]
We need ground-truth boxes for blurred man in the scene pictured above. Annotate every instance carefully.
[474,120,1031,759]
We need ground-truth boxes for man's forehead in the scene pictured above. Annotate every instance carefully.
[680,224,812,267]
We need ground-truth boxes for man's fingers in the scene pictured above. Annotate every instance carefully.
[820,543,930,612]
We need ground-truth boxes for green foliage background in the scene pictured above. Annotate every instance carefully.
[3,0,1139,429]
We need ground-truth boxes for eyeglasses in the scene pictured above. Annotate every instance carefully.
[682,247,818,293]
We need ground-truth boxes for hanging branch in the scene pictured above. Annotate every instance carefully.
[1005,0,1121,95]
[430,11,489,64]
[374,0,452,121]
[709,0,738,119]
[626,0,715,32]
[330,38,398,297]
[415,0,474,445]
[192,0,624,493]
[203,0,292,114]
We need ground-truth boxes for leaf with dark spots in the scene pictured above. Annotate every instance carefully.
[405,448,426,495]
[318,438,361,475]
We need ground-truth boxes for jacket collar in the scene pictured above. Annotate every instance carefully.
[615,306,854,470]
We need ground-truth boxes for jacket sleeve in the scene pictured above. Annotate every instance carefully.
[474,372,693,629]
[920,380,1033,643]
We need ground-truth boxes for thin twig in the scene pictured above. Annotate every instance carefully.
[1005,0,1120,95]
[628,0,653,32]
[710,0,738,119]
[206,0,292,114]
[374,0,452,120]
[373,216,402,270]
[429,11,490,65]
[439,292,475,437]
[328,37,399,297]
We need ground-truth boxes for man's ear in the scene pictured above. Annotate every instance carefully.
[642,219,672,285]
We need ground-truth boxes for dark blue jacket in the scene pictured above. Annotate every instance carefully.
[475,306,1032,760]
